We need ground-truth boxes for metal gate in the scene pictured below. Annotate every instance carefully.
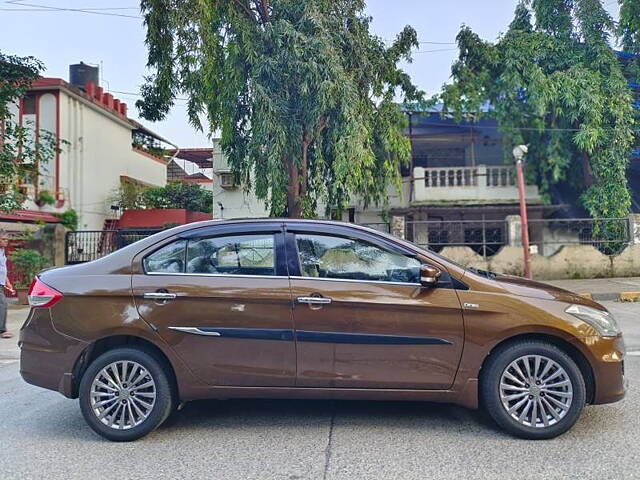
[65,229,162,264]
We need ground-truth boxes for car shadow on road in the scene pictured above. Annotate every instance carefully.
[27,394,627,442]
[159,398,504,437]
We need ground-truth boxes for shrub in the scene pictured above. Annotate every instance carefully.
[143,181,212,213]
[9,249,50,288]
[56,209,79,230]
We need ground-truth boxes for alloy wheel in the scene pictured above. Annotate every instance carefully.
[499,354,573,428]
[89,360,157,430]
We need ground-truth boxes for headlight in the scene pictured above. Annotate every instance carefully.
[565,304,620,337]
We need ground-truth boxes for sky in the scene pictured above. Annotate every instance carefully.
[1,0,623,149]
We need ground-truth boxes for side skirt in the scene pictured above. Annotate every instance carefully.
[180,379,479,409]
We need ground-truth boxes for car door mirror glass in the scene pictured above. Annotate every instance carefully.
[420,264,441,287]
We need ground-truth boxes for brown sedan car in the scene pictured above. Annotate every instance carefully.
[20,219,625,441]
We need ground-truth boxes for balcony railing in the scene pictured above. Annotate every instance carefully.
[423,165,517,188]
[413,165,540,204]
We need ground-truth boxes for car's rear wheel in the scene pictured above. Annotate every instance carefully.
[481,340,586,439]
[79,347,175,441]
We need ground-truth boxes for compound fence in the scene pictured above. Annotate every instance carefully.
[63,217,633,264]
[361,217,632,258]
[65,229,162,264]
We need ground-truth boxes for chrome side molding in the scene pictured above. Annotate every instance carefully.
[168,327,221,336]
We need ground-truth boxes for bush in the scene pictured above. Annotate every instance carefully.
[9,249,50,288]
[143,181,212,213]
[111,181,212,213]
[37,190,55,206]
[56,209,79,230]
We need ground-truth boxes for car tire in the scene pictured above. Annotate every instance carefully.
[480,340,586,440]
[79,347,175,441]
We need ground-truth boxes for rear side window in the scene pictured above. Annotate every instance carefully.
[143,234,276,276]
[186,234,275,276]
[143,240,186,273]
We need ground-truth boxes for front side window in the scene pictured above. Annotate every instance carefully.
[186,234,275,276]
[144,240,186,273]
[295,234,420,283]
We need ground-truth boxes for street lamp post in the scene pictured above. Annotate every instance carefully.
[513,145,532,279]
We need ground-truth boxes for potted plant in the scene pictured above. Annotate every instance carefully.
[35,190,56,207]
[9,249,50,304]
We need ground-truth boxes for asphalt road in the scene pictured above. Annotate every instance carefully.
[1,302,639,480]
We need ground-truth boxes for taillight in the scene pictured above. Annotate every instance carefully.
[27,277,63,308]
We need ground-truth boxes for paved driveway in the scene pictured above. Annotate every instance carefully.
[1,302,638,480]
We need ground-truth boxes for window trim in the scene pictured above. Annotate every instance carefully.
[289,275,421,287]
[142,230,286,277]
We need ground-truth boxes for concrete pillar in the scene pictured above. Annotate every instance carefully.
[51,224,67,266]
[506,214,522,247]
[413,167,426,201]
[390,215,406,240]
[629,214,640,245]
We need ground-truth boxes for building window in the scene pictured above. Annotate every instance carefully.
[219,173,236,189]
[23,95,36,115]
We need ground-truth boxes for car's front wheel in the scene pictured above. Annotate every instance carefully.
[79,347,175,441]
[481,340,586,439]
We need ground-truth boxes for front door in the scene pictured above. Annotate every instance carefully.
[287,228,464,390]
[131,227,296,387]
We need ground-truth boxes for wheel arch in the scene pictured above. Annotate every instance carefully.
[478,333,595,404]
[71,334,179,400]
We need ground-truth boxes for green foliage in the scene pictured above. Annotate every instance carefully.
[9,249,49,288]
[36,190,55,206]
[619,0,640,162]
[619,0,640,55]
[112,181,212,213]
[132,130,168,159]
[56,209,79,231]
[439,0,634,219]
[137,0,422,218]
[144,182,213,213]
[112,182,148,210]
[0,51,61,212]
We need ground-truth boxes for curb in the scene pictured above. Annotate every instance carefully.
[579,292,640,302]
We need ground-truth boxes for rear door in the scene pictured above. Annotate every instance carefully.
[131,223,296,387]
[286,224,465,390]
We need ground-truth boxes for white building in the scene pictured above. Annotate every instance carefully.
[3,67,172,230]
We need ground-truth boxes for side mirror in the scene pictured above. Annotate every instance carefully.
[420,264,441,287]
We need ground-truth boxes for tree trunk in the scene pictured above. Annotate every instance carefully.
[581,151,594,187]
[286,135,311,218]
[286,157,302,218]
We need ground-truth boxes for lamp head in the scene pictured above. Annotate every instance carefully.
[512,145,528,162]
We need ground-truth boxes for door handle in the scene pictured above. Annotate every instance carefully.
[297,296,332,305]
[143,292,177,300]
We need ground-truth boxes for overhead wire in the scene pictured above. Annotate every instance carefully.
[4,0,141,18]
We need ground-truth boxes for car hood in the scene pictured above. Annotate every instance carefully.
[491,274,604,309]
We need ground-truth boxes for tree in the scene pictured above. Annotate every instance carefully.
[137,0,422,218]
[0,52,59,212]
[439,0,634,220]
[618,0,640,158]
[144,181,213,213]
